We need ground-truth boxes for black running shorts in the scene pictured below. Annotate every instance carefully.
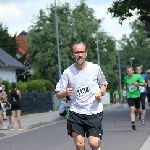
[128,97,140,108]
[67,111,103,139]
[11,101,21,111]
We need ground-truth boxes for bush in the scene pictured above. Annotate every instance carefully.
[26,79,45,92]
[42,79,55,92]
[27,71,41,81]
[17,81,27,93]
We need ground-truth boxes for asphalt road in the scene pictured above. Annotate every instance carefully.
[0,105,150,150]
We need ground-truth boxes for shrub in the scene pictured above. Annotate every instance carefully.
[42,79,55,92]
[26,79,45,92]
[17,81,27,93]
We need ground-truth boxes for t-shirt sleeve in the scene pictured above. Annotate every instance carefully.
[97,67,108,85]
[55,71,69,92]
[138,75,145,83]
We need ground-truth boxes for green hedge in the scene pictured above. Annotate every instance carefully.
[26,79,46,92]
[17,81,27,93]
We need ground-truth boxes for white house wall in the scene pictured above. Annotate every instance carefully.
[0,67,16,82]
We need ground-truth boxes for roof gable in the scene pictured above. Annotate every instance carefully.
[0,48,25,69]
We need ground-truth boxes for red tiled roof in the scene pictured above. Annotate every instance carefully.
[16,35,28,56]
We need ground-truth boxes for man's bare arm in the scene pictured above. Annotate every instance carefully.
[56,88,73,99]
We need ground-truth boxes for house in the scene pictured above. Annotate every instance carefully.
[16,30,28,57]
[0,48,25,82]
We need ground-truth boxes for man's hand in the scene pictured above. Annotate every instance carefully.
[95,92,103,101]
[66,88,73,96]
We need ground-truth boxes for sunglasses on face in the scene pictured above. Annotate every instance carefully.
[148,73,150,74]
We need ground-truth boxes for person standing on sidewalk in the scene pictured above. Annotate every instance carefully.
[113,90,119,104]
[122,88,127,103]
[135,66,147,125]
[55,42,107,150]
[9,82,23,130]
[59,96,70,117]
[124,66,145,130]
[1,85,8,120]
[0,77,4,129]
[146,69,150,106]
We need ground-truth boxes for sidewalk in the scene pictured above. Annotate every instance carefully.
[0,103,150,150]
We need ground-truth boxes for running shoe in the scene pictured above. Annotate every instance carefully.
[132,124,137,130]
[10,126,14,130]
[141,119,145,125]
[18,126,24,130]
[92,147,100,150]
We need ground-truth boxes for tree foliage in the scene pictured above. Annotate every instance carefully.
[0,23,18,58]
[108,0,150,36]
[27,0,117,88]
[120,20,150,75]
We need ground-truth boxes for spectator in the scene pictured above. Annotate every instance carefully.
[146,69,150,106]
[0,78,6,129]
[59,96,70,117]
[122,88,127,103]
[1,85,7,120]
[9,82,23,130]
[113,90,119,103]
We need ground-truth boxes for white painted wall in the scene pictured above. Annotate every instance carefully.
[101,92,110,105]
[0,67,16,82]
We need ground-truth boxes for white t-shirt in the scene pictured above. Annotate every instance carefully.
[55,62,108,115]
[122,90,126,97]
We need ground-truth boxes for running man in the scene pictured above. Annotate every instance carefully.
[55,42,107,150]
[135,66,146,125]
[124,66,145,130]
[146,69,150,106]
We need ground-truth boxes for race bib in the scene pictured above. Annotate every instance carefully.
[74,83,92,98]
[139,86,145,92]
[148,83,150,87]
[129,85,137,92]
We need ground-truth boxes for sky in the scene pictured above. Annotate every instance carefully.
[0,0,137,40]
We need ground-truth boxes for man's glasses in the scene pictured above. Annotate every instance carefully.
[148,72,150,74]
[73,51,86,55]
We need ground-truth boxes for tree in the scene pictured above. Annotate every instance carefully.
[0,23,18,58]
[108,0,150,36]
[27,0,117,88]
[119,20,150,72]
[27,2,73,81]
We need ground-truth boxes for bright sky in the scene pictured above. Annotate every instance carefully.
[0,0,137,40]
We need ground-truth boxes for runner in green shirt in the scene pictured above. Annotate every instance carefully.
[124,66,145,130]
